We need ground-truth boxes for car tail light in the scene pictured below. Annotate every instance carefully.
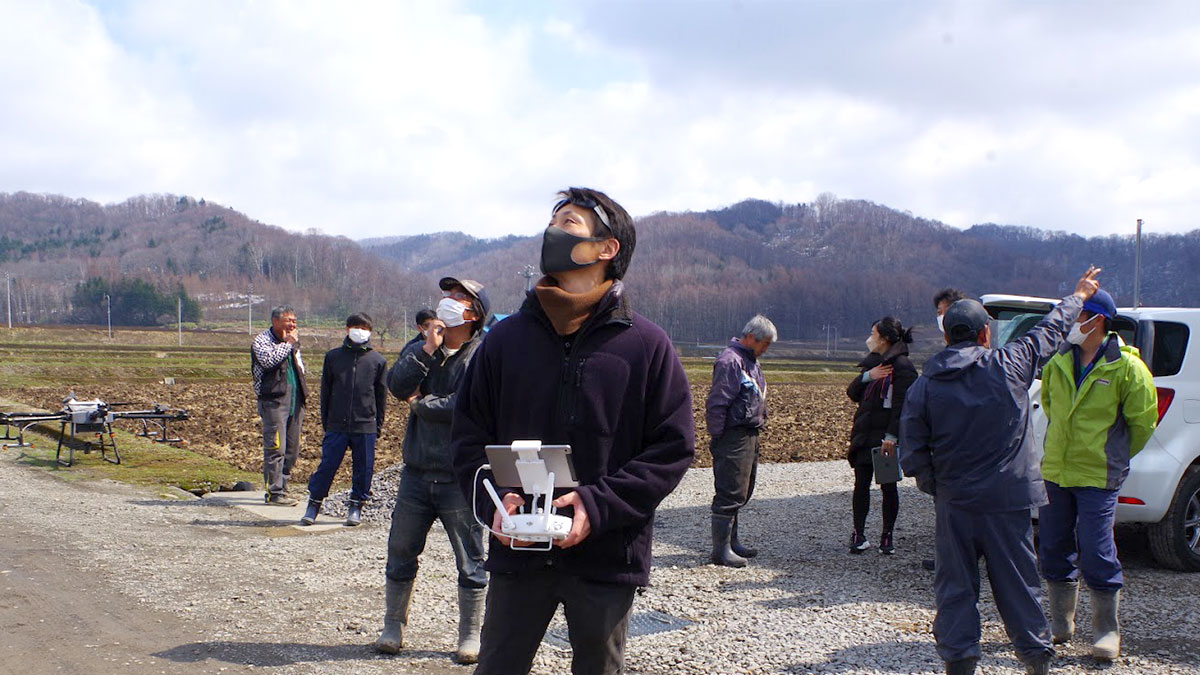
[1156,387,1175,425]
[1118,496,1145,505]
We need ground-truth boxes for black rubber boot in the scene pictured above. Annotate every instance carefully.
[710,514,747,568]
[300,499,322,526]
[945,656,978,675]
[730,514,758,558]
[374,579,414,654]
[345,499,363,527]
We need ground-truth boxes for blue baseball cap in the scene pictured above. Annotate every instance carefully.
[1082,289,1116,320]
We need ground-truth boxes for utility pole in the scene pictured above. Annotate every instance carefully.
[1134,218,1143,308]
[247,289,253,335]
[5,273,11,329]
[104,293,112,339]
[177,296,183,346]
[521,264,536,292]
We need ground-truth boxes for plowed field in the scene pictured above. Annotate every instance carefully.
[5,381,856,486]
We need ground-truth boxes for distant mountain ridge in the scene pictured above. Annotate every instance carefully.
[3,190,1197,344]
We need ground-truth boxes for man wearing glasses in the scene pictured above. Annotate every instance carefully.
[375,277,491,665]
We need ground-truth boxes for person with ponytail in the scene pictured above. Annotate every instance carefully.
[845,316,917,554]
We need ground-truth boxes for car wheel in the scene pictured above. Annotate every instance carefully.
[1148,466,1200,572]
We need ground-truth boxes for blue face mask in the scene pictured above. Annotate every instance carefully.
[540,225,608,275]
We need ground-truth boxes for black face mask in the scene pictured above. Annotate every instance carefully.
[540,226,608,275]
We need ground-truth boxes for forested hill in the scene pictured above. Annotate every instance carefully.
[3,191,1196,344]
[0,192,429,333]
[363,196,1200,343]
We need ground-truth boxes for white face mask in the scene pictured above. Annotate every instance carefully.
[436,297,470,328]
[936,314,945,334]
[1066,315,1100,345]
[348,328,371,344]
[865,336,881,353]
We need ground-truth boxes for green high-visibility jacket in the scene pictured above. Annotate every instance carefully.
[1041,333,1158,490]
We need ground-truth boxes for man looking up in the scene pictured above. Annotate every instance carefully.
[375,278,490,665]
[1038,288,1157,660]
[901,267,1101,675]
[452,187,695,675]
[251,305,308,506]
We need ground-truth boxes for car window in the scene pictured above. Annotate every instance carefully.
[991,312,1046,347]
[1152,321,1189,377]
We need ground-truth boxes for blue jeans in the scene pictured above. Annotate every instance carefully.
[308,432,376,502]
[1038,481,1123,591]
[385,468,487,589]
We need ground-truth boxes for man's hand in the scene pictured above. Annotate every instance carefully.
[1073,266,1102,301]
[552,491,592,548]
[491,492,538,547]
[881,439,897,456]
[283,328,299,345]
[422,319,446,355]
[867,364,893,381]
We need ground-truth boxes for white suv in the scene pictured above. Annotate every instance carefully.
[982,295,1199,572]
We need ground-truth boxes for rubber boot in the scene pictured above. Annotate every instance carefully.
[345,499,363,527]
[300,499,322,526]
[710,514,747,568]
[1091,588,1121,660]
[454,586,486,664]
[1047,580,1079,644]
[730,514,758,558]
[373,579,414,654]
[1021,651,1052,675]
[945,656,978,675]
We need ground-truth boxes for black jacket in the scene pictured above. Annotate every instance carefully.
[320,339,387,434]
[388,333,481,481]
[846,341,917,466]
[451,282,695,587]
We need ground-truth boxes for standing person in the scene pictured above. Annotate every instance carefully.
[302,313,388,527]
[251,305,308,506]
[452,187,695,675]
[845,317,916,555]
[401,308,437,356]
[922,288,970,572]
[900,267,1102,675]
[706,314,776,568]
[1038,289,1157,660]
[375,277,490,665]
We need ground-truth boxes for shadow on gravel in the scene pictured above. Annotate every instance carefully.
[152,641,452,667]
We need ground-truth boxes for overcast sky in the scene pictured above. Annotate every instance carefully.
[2,0,1198,240]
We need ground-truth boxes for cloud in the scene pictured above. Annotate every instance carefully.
[0,0,1198,240]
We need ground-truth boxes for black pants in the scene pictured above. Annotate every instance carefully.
[475,568,636,675]
[710,427,760,517]
[852,462,898,535]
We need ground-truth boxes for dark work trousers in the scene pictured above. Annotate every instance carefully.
[1038,481,1123,591]
[258,397,303,495]
[933,504,1053,665]
[307,432,376,502]
[385,468,487,589]
[710,427,760,517]
[852,462,899,535]
[475,567,636,675]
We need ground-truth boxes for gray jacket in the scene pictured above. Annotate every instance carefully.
[387,336,481,481]
[899,295,1082,513]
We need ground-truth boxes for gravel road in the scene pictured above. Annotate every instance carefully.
[2,458,1198,675]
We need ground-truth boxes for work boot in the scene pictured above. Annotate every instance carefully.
[265,492,298,506]
[1091,588,1121,660]
[710,514,747,568]
[345,500,363,527]
[1047,580,1079,644]
[374,579,414,654]
[945,656,978,674]
[300,499,322,526]
[454,586,486,664]
[1021,650,1052,675]
[730,514,758,558]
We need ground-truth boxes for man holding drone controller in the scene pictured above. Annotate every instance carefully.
[452,187,695,675]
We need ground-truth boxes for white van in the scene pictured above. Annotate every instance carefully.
[980,295,1200,571]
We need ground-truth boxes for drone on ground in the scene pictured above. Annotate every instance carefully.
[0,394,190,466]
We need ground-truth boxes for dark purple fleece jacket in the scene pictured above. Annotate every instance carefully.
[451,281,695,586]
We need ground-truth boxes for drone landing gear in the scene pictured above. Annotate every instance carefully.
[56,421,120,467]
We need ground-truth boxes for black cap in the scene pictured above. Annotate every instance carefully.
[439,277,492,329]
[943,299,989,343]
